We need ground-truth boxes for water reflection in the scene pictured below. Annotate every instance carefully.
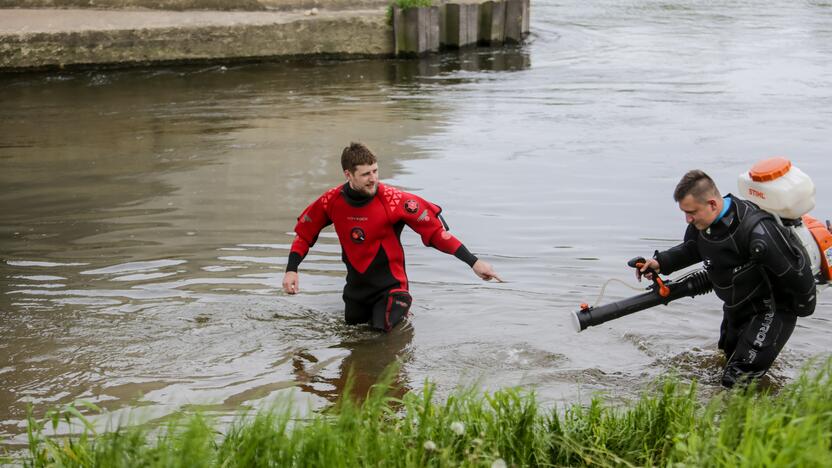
[293,322,414,402]
[387,45,532,83]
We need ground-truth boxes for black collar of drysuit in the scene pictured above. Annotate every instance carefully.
[341,182,375,207]
[705,193,739,237]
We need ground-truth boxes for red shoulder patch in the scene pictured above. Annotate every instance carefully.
[320,186,340,210]
[383,185,403,211]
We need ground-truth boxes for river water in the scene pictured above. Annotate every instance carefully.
[2,0,832,446]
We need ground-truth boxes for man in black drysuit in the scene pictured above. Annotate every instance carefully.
[638,170,817,387]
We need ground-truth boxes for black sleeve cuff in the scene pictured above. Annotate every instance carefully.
[653,240,697,276]
[653,249,676,276]
[652,249,664,274]
[286,252,304,272]
[454,244,478,267]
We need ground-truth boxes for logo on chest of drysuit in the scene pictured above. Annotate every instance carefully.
[350,227,366,243]
[404,199,419,214]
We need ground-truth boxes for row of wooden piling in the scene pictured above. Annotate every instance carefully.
[392,0,530,56]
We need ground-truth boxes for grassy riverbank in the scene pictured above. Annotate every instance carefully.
[13,359,832,467]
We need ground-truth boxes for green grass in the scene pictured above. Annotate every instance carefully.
[387,0,433,24]
[391,0,434,8]
[387,0,434,24]
[12,359,832,467]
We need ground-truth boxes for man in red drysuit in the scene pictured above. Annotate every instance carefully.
[282,142,501,331]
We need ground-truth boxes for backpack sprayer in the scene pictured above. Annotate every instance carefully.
[572,157,832,333]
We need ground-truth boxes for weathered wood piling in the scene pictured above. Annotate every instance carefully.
[478,0,506,45]
[394,1,530,56]
[441,3,478,48]
[504,0,530,43]
[393,6,441,55]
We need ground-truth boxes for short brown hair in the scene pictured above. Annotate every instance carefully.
[674,169,720,202]
[341,142,377,172]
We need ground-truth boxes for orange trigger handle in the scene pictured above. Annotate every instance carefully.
[635,261,670,298]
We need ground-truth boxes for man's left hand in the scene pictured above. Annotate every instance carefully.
[472,259,504,282]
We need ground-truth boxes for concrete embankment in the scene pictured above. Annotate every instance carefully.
[0,8,392,71]
[0,0,389,10]
[0,0,515,72]
[0,0,396,71]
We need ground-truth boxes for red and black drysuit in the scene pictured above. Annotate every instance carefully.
[286,182,478,331]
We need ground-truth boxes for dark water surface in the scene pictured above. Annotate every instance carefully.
[2,0,832,445]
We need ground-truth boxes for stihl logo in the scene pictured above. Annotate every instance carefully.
[748,188,766,199]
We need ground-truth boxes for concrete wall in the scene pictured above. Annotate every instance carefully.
[0,0,390,10]
[0,0,486,11]
[0,0,518,71]
[0,10,393,69]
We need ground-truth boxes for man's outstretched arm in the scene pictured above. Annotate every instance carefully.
[397,193,502,282]
[473,259,501,282]
[427,228,502,282]
[282,196,332,294]
[638,224,701,281]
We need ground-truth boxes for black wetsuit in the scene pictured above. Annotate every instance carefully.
[654,194,817,387]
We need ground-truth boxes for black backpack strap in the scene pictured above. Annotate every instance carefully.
[733,201,775,260]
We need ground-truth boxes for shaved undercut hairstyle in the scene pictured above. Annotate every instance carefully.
[674,169,721,202]
[341,142,377,173]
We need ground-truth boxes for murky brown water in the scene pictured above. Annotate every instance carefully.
[2,0,832,447]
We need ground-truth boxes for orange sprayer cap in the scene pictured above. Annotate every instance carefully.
[749,157,792,182]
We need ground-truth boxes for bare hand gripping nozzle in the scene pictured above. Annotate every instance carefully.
[570,257,714,332]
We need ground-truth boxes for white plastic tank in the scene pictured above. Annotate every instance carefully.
[737,157,816,220]
[793,222,823,280]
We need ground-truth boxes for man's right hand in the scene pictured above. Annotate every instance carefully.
[636,258,661,282]
[282,271,299,294]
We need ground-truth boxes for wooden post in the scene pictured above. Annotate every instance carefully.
[522,0,530,35]
[441,3,479,49]
[427,6,440,52]
[393,5,440,56]
[505,0,528,43]
[478,1,506,46]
